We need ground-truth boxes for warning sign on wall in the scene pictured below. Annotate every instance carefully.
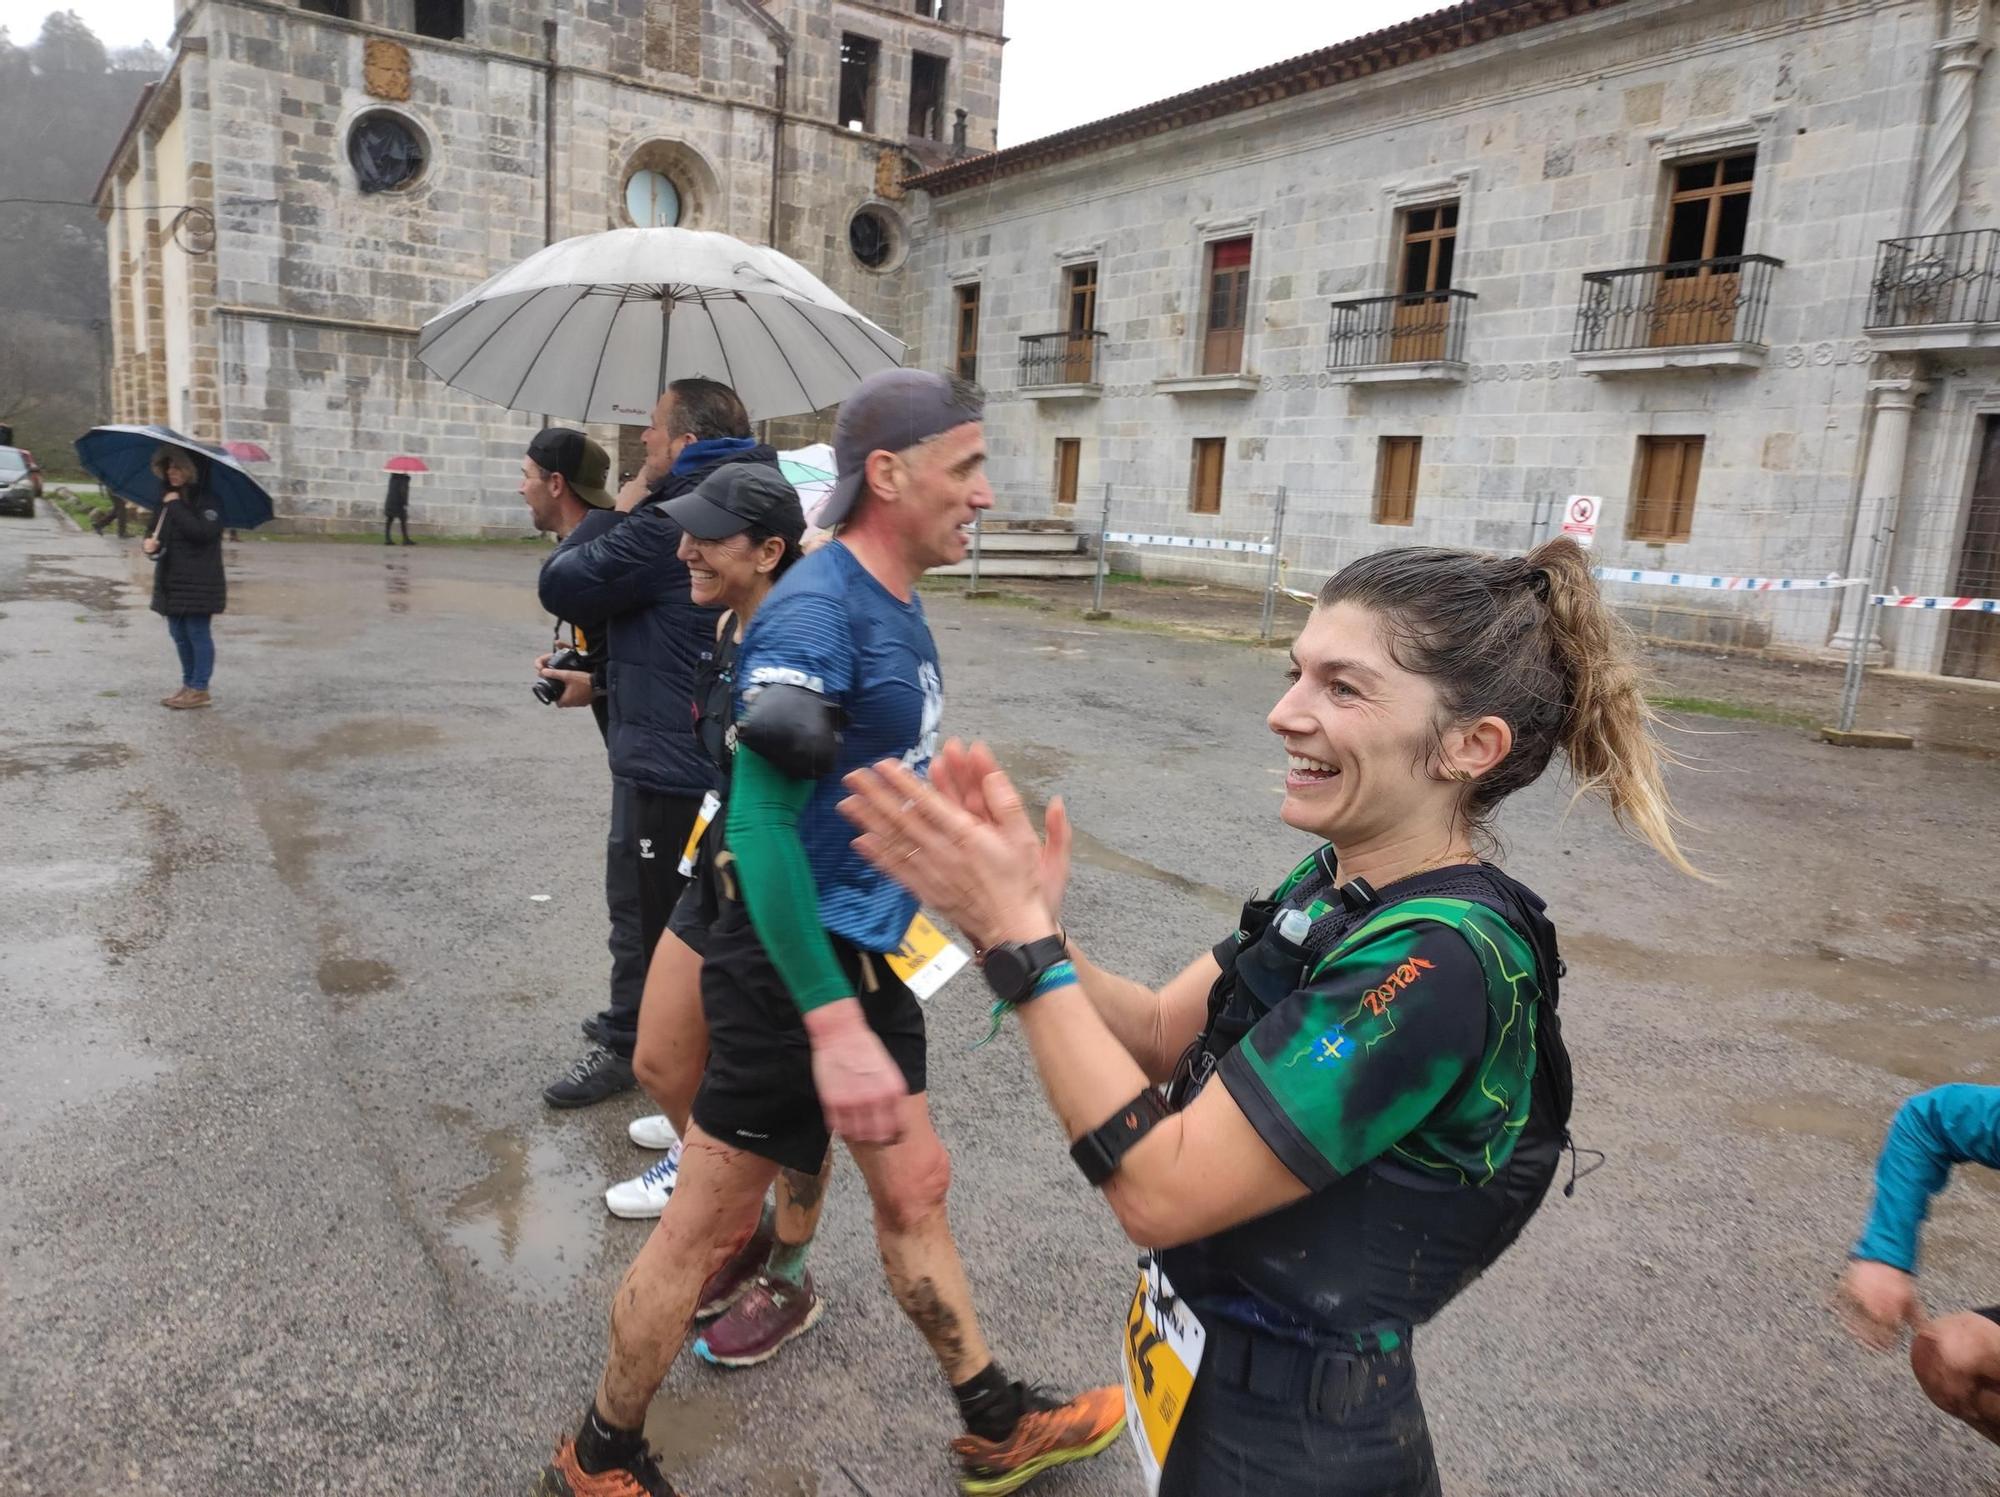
[1561,495,1602,548]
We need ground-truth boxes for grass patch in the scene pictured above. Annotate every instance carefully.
[1648,694,1817,729]
[48,486,111,526]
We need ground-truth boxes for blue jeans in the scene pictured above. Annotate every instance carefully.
[166,613,215,690]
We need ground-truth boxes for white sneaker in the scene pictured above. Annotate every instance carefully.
[606,1141,682,1219]
[627,1113,680,1151]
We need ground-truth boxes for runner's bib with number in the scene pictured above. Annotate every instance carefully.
[1122,1253,1205,1494]
[883,912,970,1001]
[678,790,723,876]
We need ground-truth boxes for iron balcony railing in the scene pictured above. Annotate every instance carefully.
[1326,288,1476,368]
[1867,229,2000,329]
[1018,329,1105,387]
[1572,253,1782,354]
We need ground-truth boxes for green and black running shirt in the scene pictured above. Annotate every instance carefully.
[1159,852,1558,1337]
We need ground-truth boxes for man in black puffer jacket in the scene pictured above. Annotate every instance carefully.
[537,378,777,1108]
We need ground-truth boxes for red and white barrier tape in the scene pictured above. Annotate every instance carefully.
[1870,593,2000,613]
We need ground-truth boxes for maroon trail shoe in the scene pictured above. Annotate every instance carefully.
[694,1227,771,1320]
[691,1272,823,1368]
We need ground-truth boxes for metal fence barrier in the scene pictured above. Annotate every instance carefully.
[1083,484,1291,639]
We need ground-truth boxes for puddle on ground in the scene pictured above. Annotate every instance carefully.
[0,741,134,779]
[1730,1094,1885,1149]
[443,1123,606,1303]
[0,933,169,1138]
[232,716,444,777]
[984,740,1075,788]
[987,739,1244,920]
[0,557,130,614]
[217,719,444,1009]
[0,858,147,897]
[1564,929,1999,1010]
[229,573,544,626]
[643,1387,737,1480]
[103,794,224,960]
[742,1470,818,1497]
[385,561,410,615]
[1566,930,2000,1086]
[316,954,398,1001]
[225,718,443,892]
[1066,826,1244,921]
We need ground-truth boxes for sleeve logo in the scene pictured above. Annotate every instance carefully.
[1284,1026,1351,1068]
[1361,956,1435,1016]
[746,665,825,693]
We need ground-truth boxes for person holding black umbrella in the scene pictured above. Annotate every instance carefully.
[141,444,227,709]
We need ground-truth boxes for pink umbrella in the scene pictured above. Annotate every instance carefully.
[222,440,271,463]
[384,455,430,473]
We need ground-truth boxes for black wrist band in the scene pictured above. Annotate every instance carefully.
[1070,1088,1171,1186]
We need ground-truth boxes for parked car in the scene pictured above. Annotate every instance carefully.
[0,447,37,518]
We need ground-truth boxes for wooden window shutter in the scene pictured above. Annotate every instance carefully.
[1374,436,1420,525]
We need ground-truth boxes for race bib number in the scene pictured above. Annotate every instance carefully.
[677,790,722,876]
[1122,1254,1205,1494]
[882,912,969,1001]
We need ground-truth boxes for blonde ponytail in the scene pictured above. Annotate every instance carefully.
[1527,538,1701,877]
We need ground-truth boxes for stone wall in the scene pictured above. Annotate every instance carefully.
[103,0,1005,531]
[915,0,1963,659]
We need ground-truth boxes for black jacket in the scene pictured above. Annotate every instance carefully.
[538,445,775,798]
[543,505,624,743]
[149,493,227,616]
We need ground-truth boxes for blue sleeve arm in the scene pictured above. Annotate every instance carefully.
[539,508,676,619]
[1851,1084,2000,1272]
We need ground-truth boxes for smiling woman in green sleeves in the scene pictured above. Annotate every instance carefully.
[842,537,1700,1496]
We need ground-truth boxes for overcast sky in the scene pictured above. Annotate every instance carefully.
[0,0,1437,147]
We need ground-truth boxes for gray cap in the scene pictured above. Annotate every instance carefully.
[663,462,806,544]
[821,369,984,529]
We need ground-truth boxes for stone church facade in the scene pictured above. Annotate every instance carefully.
[98,0,1001,532]
[906,0,2000,677]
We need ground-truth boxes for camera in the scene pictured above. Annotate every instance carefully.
[532,645,590,705]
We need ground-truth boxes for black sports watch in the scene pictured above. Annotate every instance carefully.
[981,935,1070,1007]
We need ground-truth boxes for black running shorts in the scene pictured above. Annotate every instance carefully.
[690,897,927,1173]
[665,850,721,958]
[1977,1305,2000,1329]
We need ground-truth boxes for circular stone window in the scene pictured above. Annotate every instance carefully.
[625,169,682,228]
[848,207,898,269]
[348,111,426,194]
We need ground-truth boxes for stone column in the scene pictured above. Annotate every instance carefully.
[136,126,171,426]
[1915,29,1991,238]
[1832,362,1933,657]
[178,43,222,441]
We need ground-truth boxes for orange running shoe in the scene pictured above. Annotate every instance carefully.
[948,1383,1126,1495]
[536,1434,685,1497]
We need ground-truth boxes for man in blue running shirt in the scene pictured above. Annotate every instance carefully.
[541,371,1124,1497]
[1839,1083,2000,1445]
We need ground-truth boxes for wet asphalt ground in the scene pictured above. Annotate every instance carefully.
[2,508,1997,1496]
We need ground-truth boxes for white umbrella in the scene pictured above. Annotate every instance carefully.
[778,443,839,526]
[417,228,904,425]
